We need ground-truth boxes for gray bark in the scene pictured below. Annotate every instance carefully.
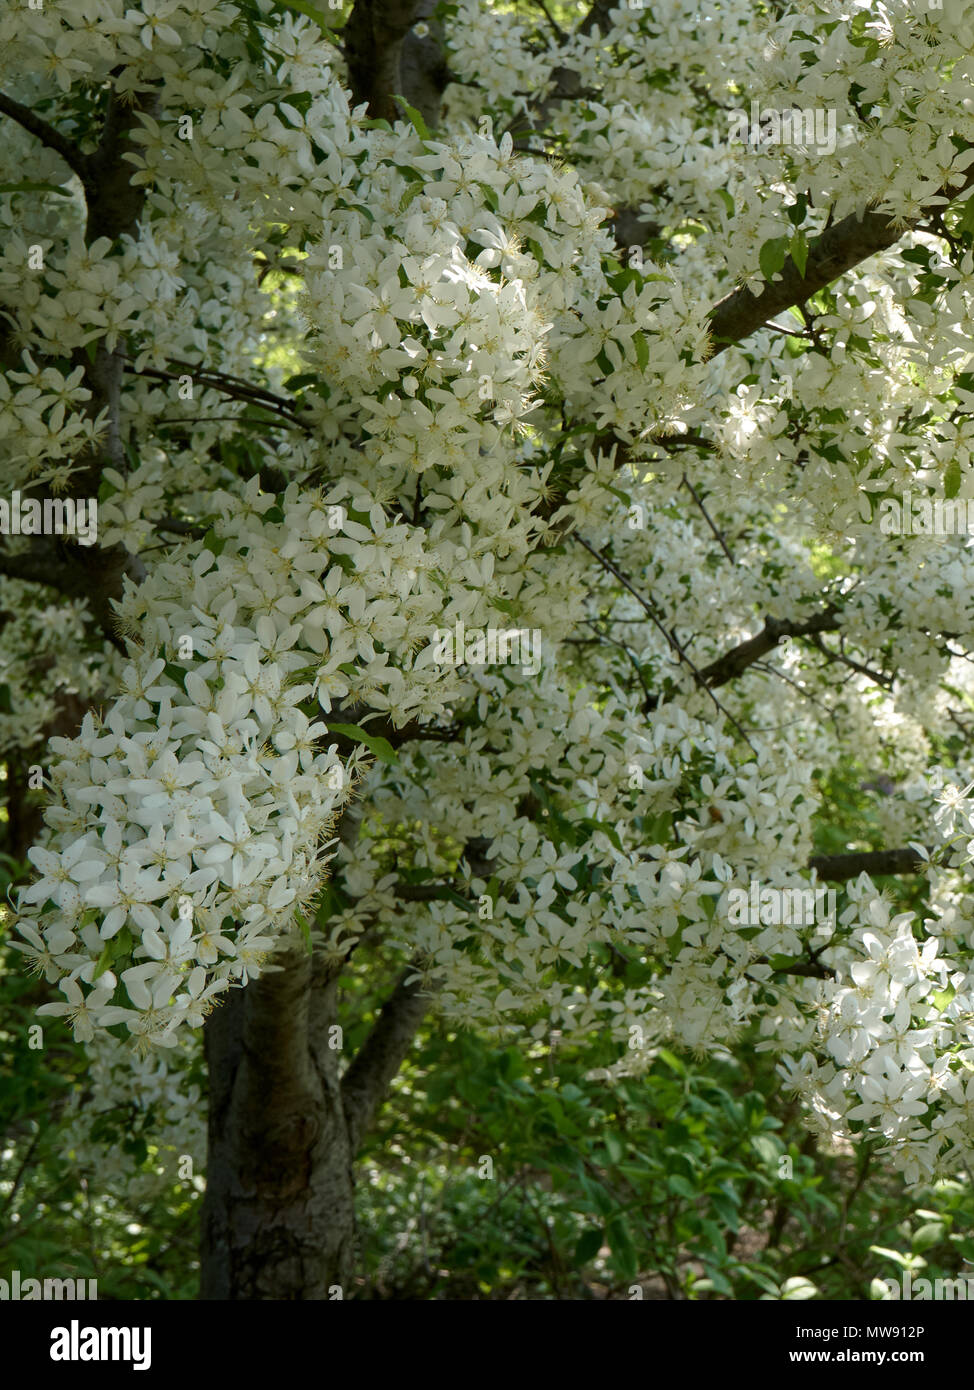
[200,945,432,1298]
[200,949,356,1299]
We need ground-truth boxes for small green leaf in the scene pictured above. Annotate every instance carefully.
[944,459,962,500]
[606,1216,638,1282]
[933,981,956,1012]
[787,194,808,227]
[294,909,313,954]
[92,943,113,980]
[759,235,789,282]
[0,181,72,197]
[573,1227,603,1266]
[869,1245,915,1269]
[326,722,397,765]
[392,96,432,141]
[790,230,808,278]
[657,1048,686,1075]
[912,1222,945,1252]
[668,1174,696,1200]
[958,192,974,240]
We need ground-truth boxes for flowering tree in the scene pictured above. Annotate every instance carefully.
[5,0,974,1298]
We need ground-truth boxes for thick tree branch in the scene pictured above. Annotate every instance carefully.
[807,848,928,880]
[707,164,974,357]
[0,547,74,592]
[643,605,840,707]
[0,90,90,187]
[0,537,145,653]
[341,965,432,1151]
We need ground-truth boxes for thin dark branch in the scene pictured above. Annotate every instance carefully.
[120,359,310,431]
[809,632,893,692]
[581,616,653,710]
[529,0,565,41]
[574,533,756,749]
[681,473,736,562]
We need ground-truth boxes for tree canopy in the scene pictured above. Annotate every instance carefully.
[4,0,974,1301]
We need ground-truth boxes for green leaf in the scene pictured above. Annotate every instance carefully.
[911,1222,945,1252]
[933,981,956,1012]
[944,459,962,500]
[92,943,113,981]
[657,1048,686,1075]
[604,1131,624,1164]
[958,192,974,240]
[632,330,650,371]
[869,1245,915,1269]
[392,96,432,141]
[326,722,397,765]
[710,1192,740,1232]
[751,1135,779,1167]
[0,181,72,197]
[573,1227,603,1266]
[668,1174,696,1200]
[786,194,808,227]
[606,1216,638,1282]
[490,596,519,617]
[790,230,808,279]
[283,372,325,393]
[759,235,789,282]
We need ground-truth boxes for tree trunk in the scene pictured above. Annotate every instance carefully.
[200,948,355,1299]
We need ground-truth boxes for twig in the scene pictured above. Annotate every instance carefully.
[681,473,736,562]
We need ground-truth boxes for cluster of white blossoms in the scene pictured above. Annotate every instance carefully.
[13,476,470,1047]
[57,1031,207,1201]
[767,886,974,1187]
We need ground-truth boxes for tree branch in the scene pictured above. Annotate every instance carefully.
[341,964,432,1151]
[0,538,144,653]
[807,848,928,880]
[0,90,90,187]
[644,605,840,706]
[707,163,974,357]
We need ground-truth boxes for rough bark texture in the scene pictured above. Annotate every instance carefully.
[200,941,433,1298]
[344,0,448,128]
[200,949,356,1299]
